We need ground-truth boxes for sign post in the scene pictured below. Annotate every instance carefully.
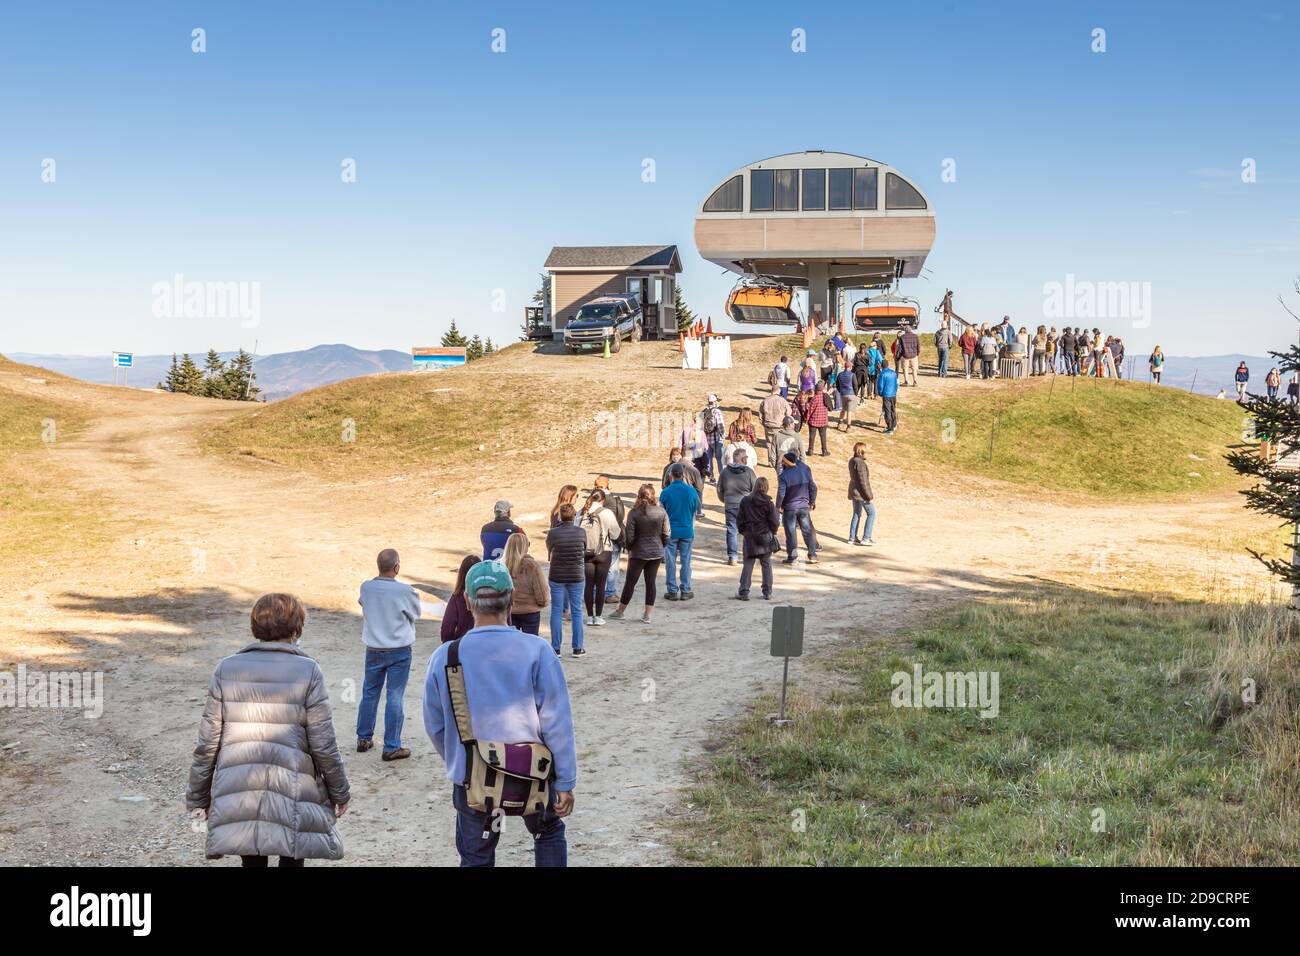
[768,605,804,726]
[112,351,133,387]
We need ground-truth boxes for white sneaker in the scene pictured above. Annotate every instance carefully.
[592,616,607,626]
[586,615,596,626]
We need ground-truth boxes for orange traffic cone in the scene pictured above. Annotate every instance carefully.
[678,332,685,351]
[837,314,848,337]
[802,322,814,350]
[705,316,713,336]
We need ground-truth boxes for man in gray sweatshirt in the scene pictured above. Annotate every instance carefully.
[717,449,757,564]
[357,548,422,761]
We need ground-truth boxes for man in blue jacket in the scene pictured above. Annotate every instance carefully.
[660,463,701,600]
[775,451,819,564]
[480,499,522,560]
[424,561,577,866]
[878,357,900,435]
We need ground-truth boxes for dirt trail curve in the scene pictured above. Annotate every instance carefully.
[0,345,1265,865]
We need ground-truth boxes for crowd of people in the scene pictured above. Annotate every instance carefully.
[191,319,1198,869]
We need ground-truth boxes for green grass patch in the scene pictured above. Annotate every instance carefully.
[898,375,1246,496]
[0,369,105,565]
[677,591,1300,866]
[201,363,611,477]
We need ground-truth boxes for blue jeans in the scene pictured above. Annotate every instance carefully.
[781,508,818,559]
[356,646,412,752]
[665,538,693,593]
[707,441,725,480]
[779,386,789,399]
[604,542,621,599]
[724,504,740,560]
[937,348,949,378]
[451,784,567,867]
[850,499,876,542]
[549,581,585,652]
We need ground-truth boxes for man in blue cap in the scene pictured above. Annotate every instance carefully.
[423,560,577,866]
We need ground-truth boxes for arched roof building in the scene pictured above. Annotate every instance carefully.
[694,150,935,323]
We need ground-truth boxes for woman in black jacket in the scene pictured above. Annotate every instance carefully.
[848,441,875,546]
[610,483,669,624]
[736,477,780,600]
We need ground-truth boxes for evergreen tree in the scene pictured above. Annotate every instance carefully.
[675,285,696,333]
[484,337,496,354]
[159,354,182,392]
[221,349,260,401]
[531,273,548,306]
[1228,282,1300,601]
[467,335,485,361]
[441,320,469,348]
[176,353,204,395]
[201,349,228,399]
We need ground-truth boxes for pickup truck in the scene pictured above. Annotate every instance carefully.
[563,294,643,353]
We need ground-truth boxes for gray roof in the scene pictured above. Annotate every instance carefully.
[544,245,681,271]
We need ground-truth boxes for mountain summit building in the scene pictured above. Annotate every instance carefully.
[694,150,935,325]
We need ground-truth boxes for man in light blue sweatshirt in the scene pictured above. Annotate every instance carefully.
[357,548,422,761]
[423,561,577,867]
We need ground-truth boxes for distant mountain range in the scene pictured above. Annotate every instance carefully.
[9,344,414,401]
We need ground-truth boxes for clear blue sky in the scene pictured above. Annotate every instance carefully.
[1,0,1296,359]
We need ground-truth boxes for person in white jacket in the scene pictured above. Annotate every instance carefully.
[578,491,622,626]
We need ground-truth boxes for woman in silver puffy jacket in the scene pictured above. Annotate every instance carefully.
[185,593,351,866]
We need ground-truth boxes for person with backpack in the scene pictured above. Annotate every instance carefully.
[852,344,872,398]
[660,463,701,600]
[847,442,876,546]
[776,452,818,564]
[717,447,757,565]
[577,489,620,627]
[736,475,780,601]
[422,560,576,867]
[610,483,669,624]
[594,475,626,605]
[759,384,792,470]
[1148,345,1164,384]
[545,504,587,657]
[701,394,727,482]
[878,357,900,435]
[804,382,832,456]
[772,355,791,399]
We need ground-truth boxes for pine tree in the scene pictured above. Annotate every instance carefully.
[484,337,496,354]
[201,349,228,399]
[675,285,696,333]
[1228,283,1300,600]
[467,335,485,361]
[221,349,260,401]
[159,354,181,392]
[176,354,204,395]
[441,320,469,349]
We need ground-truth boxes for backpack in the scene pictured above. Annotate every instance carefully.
[580,510,608,555]
[704,406,725,436]
[444,639,554,824]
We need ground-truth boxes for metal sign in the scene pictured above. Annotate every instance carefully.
[770,605,804,658]
[412,346,467,370]
[112,352,133,368]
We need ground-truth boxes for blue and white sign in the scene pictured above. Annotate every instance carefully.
[112,352,134,368]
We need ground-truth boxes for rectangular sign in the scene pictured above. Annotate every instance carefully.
[112,352,133,368]
[770,606,804,658]
[412,346,467,370]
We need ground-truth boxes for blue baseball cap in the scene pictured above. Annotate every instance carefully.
[465,560,513,595]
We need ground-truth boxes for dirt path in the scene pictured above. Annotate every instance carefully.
[0,344,1270,866]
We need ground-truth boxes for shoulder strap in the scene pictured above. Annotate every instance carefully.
[443,639,477,745]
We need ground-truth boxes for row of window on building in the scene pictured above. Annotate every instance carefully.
[702,167,926,213]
